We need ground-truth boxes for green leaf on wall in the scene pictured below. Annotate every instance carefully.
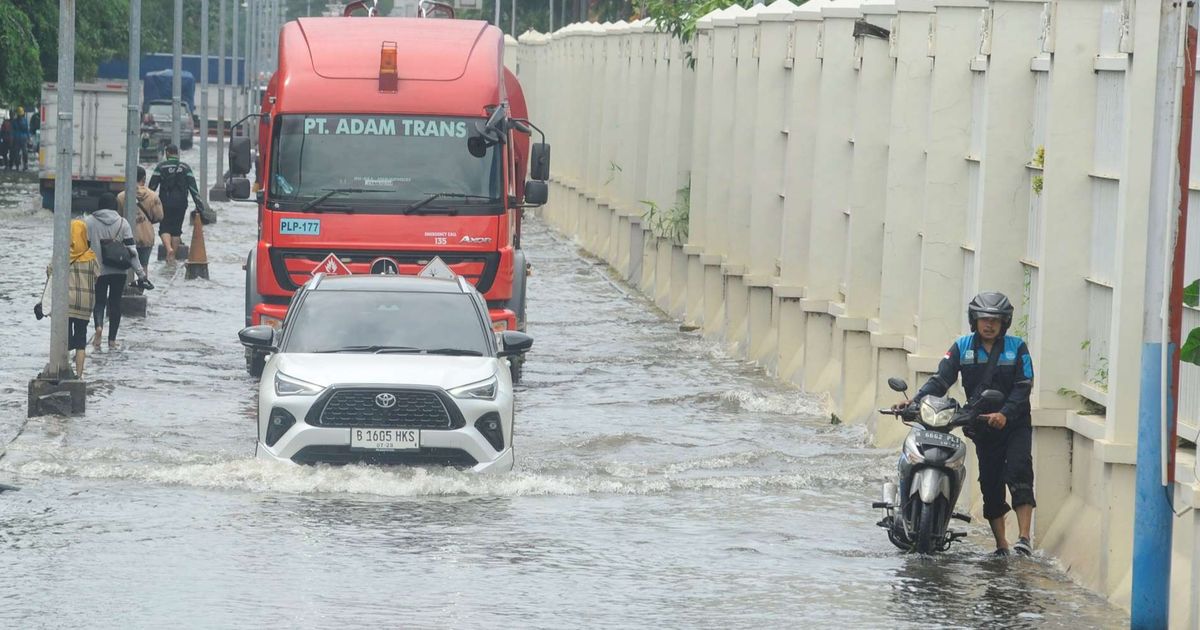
[1185,279,1199,308]
[1183,327,1200,367]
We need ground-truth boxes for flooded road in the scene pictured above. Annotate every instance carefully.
[0,147,1124,628]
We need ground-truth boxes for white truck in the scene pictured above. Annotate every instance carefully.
[39,81,129,213]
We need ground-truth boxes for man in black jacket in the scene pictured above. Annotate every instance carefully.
[897,292,1036,556]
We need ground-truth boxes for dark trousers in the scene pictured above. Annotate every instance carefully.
[973,421,1037,521]
[93,274,126,341]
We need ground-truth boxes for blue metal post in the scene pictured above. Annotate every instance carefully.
[1132,343,1171,629]
[1131,1,1196,627]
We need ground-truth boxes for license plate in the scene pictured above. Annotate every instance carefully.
[917,431,961,448]
[350,428,420,450]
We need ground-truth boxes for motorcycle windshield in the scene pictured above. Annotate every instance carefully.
[268,114,504,215]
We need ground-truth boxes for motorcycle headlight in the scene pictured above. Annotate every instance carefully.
[449,376,498,400]
[920,400,955,428]
[274,371,323,397]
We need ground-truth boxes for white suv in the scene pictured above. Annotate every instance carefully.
[238,273,532,473]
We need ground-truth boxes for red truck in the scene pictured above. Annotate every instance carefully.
[226,9,549,379]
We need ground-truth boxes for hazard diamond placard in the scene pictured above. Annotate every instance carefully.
[312,253,352,276]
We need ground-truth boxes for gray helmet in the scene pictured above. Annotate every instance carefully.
[968,291,1013,333]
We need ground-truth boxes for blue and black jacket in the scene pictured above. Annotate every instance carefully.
[916,334,1035,423]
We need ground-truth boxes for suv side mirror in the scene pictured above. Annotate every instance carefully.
[530,142,550,181]
[524,180,548,206]
[227,176,251,200]
[498,330,533,357]
[238,325,276,350]
[229,136,252,176]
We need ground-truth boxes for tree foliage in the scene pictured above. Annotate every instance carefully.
[0,0,42,105]
[644,0,756,43]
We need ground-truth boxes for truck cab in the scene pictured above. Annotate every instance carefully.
[228,15,549,378]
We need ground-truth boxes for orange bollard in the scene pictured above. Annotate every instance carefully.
[185,212,210,280]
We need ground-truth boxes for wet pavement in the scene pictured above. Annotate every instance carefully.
[0,145,1125,628]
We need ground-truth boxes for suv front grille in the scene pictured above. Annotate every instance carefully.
[291,445,478,468]
[306,387,463,429]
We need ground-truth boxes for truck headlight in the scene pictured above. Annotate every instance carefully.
[450,376,498,400]
[274,371,323,397]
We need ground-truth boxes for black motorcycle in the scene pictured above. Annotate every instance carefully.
[873,378,1003,553]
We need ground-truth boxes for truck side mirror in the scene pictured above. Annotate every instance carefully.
[524,180,548,206]
[229,136,252,176]
[227,177,251,200]
[530,143,550,181]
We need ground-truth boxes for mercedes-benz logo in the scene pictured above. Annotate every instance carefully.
[370,257,400,275]
[374,393,397,409]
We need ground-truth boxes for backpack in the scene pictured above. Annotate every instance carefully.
[99,239,132,270]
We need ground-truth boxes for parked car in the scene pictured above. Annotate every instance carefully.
[144,100,194,150]
[239,271,532,473]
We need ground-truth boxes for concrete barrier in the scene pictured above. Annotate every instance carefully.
[514,0,1200,623]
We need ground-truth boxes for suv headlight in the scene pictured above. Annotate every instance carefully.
[450,376,498,400]
[920,399,955,427]
[274,371,323,396]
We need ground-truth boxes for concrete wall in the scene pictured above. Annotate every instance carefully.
[512,0,1200,623]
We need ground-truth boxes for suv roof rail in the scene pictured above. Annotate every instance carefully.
[309,272,325,289]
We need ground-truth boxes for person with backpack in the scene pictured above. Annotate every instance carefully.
[84,193,154,350]
[117,165,165,268]
[149,144,207,260]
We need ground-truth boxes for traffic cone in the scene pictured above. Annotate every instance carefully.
[185,212,210,280]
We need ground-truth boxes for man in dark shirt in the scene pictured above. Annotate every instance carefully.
[149,144,206,260]
[898,292,1036,556]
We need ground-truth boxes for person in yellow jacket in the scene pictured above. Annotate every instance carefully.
[42,220,100,378]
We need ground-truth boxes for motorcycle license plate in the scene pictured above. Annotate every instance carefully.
[350,428,420,450]
[917,431,961,449]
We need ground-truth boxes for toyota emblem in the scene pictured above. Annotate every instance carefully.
[370,257,400,275]
[375,393,397,409]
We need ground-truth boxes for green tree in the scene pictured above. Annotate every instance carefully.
[0,0,42,105]
[12,0,129,84]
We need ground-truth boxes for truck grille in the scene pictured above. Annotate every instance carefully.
[306,387,462,429]
[270,248,499,293]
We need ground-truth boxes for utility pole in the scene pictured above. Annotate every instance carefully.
[494,0,501,29]
[172,0,183,148]
[122,0,148,318]
[124,0,141,228]
[211,0,228,201]
[511,0,516,35]
[200,0,210,197]
[549,0,553,33]
[1131,2,1197,628]
[232,0,240,129]
[29,0,85,417]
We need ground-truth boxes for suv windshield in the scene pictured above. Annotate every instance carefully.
[269,114,503,213]
[283,290,492,356]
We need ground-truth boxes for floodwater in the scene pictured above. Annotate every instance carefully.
[0,145,1125,628]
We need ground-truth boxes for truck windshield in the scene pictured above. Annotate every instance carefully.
[269,114,503,213]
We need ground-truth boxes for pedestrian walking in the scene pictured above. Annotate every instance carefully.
[149,145,207,260]
[39,219,101,378]
[0,115,11,169]
[85,193,154,351]
[117,166,165,269]
[10,107,30,170]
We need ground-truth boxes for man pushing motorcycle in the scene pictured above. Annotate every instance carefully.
[893,292,1036,557]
